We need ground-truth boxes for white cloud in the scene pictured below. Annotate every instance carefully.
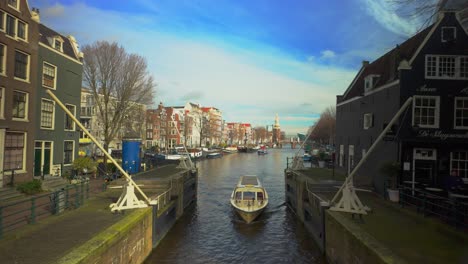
[37,2,357,134]
[320,50,336,59]
[42,3,66,18]
[360,0,420,36]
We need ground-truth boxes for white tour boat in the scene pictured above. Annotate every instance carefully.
[230,175,268,223]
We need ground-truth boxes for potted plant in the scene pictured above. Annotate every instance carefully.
[317,151,327,168]
[379,161,401,202]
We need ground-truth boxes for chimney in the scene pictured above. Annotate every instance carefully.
[362,60,370,67]
[31,8,40,23]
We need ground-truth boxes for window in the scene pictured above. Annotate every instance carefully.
[54,39,63,52]
[171,129,177,135]
[4,132,25,171]
[450,152,468,178]
[0,44,5,75]
[439,57,456,77]
[413,96,439,128]
[6,15,15,37]
[42,62,56,88]
[425,55,468,79]
[0,87,4,119]
[461,57,468,79]
[454,97,468,129]
[65,104,75,131]
[0,10,4,31]
[8,0,19,9]
[17,20,26,41]
[363,113,373,130]
[441,27,456,42]
[41,99,54,129]
[14,50,29,81]
[64,141,74,165]
[13,91,27,120]
[146,131,152,139]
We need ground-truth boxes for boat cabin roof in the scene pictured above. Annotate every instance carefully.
[239,176,260,187]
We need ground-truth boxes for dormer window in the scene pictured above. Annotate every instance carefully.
[54,38,63,52]
[364,74,380,93]
[441,27,456,42]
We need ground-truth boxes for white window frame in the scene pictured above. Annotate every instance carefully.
[0,87,4,119]
[42,62,57,89]
[0,43,6,76]
[8,0,19,10]
[63,140,75,165]
[12,90,28,121]
[4,131,27,172]
[54,37,64,52]
[441,26,456,42]
[64,104,76,131]
[425,55,468,80]
[0,10,5,32]
[412,96,440,128]
[14,50,30,82]
[363,113,373,130]
[450,151,468,178]
[40,98,55,129]
[454,97,468,129]
[16,19,27,42]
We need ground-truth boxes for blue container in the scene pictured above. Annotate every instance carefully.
[122,139,141,174]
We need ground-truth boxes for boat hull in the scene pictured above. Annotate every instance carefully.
[234,207,265,224]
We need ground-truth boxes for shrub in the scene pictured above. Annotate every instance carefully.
[72,156,97,174]
[17,179,43,195]
[379,161,401,189]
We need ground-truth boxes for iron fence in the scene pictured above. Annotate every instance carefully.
[0,182,90,239]
[398,185,468,229]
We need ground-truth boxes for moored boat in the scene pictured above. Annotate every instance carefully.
[206,152,223,159]
[257,145,268,155]
[230,175,268,223]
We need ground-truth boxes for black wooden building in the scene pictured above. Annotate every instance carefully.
[335,6,468,196]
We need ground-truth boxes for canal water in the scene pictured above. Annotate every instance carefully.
[145,148,325,264]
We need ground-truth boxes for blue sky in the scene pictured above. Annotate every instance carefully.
[30,0,432,134]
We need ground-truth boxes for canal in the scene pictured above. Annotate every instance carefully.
[145,148,325,263]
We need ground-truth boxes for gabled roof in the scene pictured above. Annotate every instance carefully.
[39,24,81,61]
[339,25,433,102]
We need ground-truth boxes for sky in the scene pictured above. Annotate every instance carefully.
[29,0,434,135]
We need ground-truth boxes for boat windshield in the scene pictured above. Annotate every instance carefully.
[257,192,264,200]
[235,192,242,200]
[242,192,256,200]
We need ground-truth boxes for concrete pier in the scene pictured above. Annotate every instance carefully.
[285,167,468,263]
[0,164,198,264]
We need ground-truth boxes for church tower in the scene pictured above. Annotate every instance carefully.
[272,114,281,144]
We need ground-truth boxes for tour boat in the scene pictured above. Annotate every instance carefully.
[230,175,268,223]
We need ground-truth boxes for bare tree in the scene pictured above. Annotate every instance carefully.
[253,126,267,143]
[388,0,466,30]
[82,41,155,167]
[191,111,210,147]
[311,106,336,145]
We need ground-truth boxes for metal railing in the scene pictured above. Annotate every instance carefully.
[398,185,467,229]
[0,182,89,239]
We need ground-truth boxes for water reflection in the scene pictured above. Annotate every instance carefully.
[145,148,325,264]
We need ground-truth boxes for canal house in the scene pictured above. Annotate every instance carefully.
[34,22,83,177]
[336,6,468,196]
[0,0,40,186]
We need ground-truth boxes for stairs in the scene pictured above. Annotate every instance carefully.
[41,176,69,192]
[0,187,26,204]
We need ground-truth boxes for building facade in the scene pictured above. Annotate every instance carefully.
[0,0,39,186]
[34,23,83,177]
[336,6,468,195]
